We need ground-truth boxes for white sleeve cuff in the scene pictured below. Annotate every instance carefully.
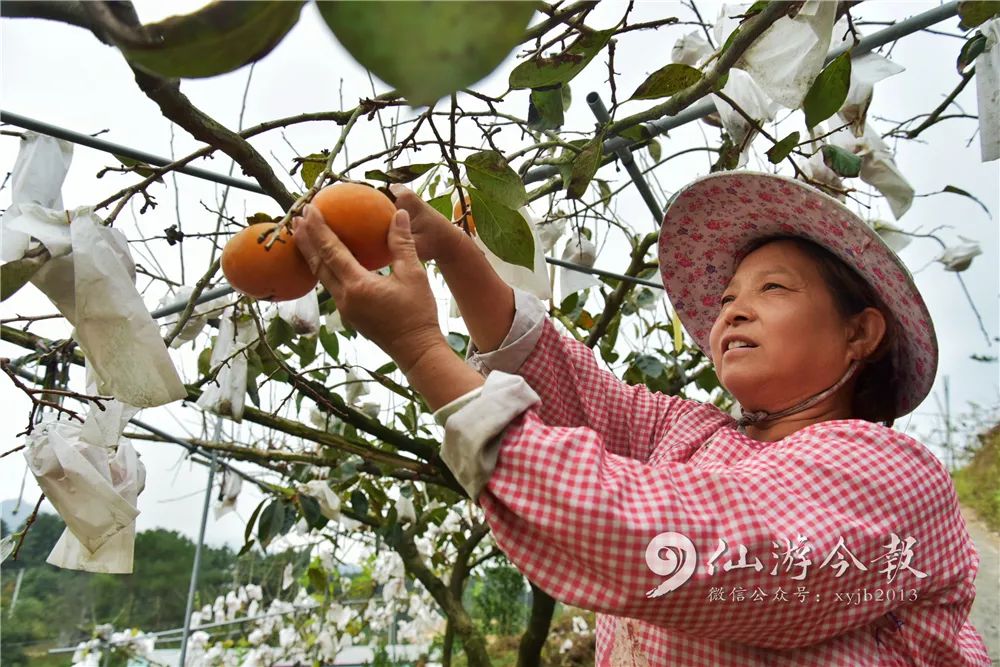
[432,386,484,426]
[466,287,547,375]
[437,372,540,500]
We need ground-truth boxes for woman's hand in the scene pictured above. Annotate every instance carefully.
[293,204,443,374]
[388,184,468,266]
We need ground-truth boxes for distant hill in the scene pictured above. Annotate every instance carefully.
[1,497,51,534]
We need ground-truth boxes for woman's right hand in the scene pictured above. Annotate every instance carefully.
[388,184,468,266]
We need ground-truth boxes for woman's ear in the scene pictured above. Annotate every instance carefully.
[846,307,887,361]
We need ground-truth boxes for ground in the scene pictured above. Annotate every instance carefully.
[964,504,1000,663]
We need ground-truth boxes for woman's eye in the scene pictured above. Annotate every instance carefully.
[763,282,783,291]
[720,295,734,306]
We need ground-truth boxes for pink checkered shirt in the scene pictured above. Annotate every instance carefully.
[445,291,991,666]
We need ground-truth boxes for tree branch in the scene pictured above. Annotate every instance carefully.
[585,232,659,348]
[6,0,297,210]
[517,582,557,667]
[0,325,448,481]
[1,1,112,43]
[389,528,492,667]
[606,1,795,136]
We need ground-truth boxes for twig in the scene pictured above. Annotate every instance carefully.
[426,109,470,234]
[2,358,109,435]
[685,0,716,47]
[163,257,222,347]
[895,69,976,140]
[10,495,45,562]
[1,445,26,459]
[607,1,795,136]
[266,105,365,247]
[244,305,444,469]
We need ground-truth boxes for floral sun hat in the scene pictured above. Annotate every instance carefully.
[658,171,938,419]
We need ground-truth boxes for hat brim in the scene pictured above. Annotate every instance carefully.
[658,171,937,418]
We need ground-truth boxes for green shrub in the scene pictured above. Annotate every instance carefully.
[952,423,1000,532]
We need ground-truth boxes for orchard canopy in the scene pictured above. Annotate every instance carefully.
[1,1,998,666]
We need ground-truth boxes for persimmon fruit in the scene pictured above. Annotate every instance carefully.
[312,182,396,270]
[221,223,317,301]
[452,197,477,236]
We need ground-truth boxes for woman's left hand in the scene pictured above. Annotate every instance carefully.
[293,204,445,374]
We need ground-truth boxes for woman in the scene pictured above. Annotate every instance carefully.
[294,172,990,665]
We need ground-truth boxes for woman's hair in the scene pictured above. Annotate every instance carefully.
[739,235,898,427]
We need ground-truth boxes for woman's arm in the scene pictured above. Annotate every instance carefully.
[437,232,516,355]
[392,185,709,462]
[467,403,973,653]
[390,184,515,355]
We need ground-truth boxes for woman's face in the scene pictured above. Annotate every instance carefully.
[708,240,859,413]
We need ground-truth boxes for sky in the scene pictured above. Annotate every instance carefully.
[1,1,998,555]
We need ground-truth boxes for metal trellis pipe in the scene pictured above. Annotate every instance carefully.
[178,414,221,667]
[0,110,269,196]
[586,92,663,226]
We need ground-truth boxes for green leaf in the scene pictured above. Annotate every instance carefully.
[618,125,653,145]
[958,33,988,74]
[246,212,276,225]
[364,163,436,184]
[568,129,607,200]
[300,153,327,190]
[820,145,862,178]
[318,1,536,106]
[428,194,454,219]
[629,63,703,100]
[113,155,163,181]
[943,185,992,217]
[598,312,621,364]
[634,354,665,378]
[635,288,658,310]
[246,373,260,407]
[446,332,469,356]
[350,490,369,518]
[527,85,565,130]
[465,151,527,209]
[1,249,49,301]
[468,188,535,270]
[257,500,286,548]
[802,52,852,129]
[307,564,328,593]
[672,310,684,354]
[293,334,317,367]
[237,538,256,557]
[298,494,328,531]
[560,291,580,314]
[562,83,573,111]
[647,140,662,163]
[958,1,1000,29]
[238,503,269,540]
[596,179,613,210]
[319,326,340,359]
[694,365,722,393]
[266,316,295,351]
[766,131,801,164]
[121,2,305,79]
[718,26,742,60]
[711,134,741,172]
[509,29,614,89]
[197,345,213,378]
